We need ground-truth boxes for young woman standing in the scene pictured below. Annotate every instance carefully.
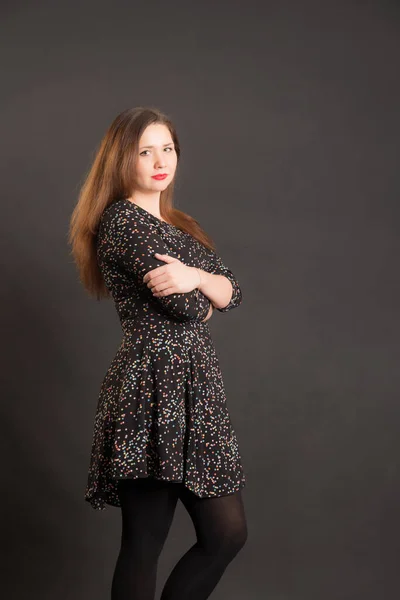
[69,106,247,599]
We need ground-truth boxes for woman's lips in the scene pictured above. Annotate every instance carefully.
[152,174,168,180]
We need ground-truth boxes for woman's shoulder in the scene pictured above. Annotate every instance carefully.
[99,199,155,244]
[101,198,128,220]
[101,199,144,227]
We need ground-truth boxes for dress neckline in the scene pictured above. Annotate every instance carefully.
[122,199,177,227]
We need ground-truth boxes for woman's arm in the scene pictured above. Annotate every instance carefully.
[101,206,212,323]
[201,301,214,322]
[198,248,243,313]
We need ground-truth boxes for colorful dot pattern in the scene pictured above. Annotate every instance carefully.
[84,199,246,510]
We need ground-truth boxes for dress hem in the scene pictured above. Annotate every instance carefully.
[85,474,246,510]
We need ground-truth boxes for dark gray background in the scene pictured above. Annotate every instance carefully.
[1,1,399,599]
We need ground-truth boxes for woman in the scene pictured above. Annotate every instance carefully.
[69,106,247,599]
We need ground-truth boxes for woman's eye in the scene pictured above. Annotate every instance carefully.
[140,147,174,156]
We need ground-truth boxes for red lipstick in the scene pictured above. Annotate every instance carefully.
[152,174,168,180]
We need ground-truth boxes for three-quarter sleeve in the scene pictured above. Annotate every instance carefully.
[203,247,243,313]
[102,207,211,323]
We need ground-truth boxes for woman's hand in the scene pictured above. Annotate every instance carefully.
[143,253,201,297]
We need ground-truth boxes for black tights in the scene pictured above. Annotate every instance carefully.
[111,477,248,599]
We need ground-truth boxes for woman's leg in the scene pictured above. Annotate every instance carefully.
[111,477,181,600]
[160,488,248,600]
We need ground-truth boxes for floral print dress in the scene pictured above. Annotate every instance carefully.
[85,198,246,510]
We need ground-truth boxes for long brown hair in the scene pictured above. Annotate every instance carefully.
[68,106,216,300]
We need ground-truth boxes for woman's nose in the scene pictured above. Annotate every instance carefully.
[154,151,167,168]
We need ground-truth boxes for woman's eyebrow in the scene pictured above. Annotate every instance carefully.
[139,142,174,149]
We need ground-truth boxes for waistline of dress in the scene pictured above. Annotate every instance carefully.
[120,316,207,337]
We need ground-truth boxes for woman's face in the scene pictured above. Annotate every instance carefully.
[134,123,177,193]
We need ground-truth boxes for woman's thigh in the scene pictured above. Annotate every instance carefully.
[117,477,182,550]
[178,487,248,556]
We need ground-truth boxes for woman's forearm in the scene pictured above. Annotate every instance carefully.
[194,268,233,311]
[201,302,214,322]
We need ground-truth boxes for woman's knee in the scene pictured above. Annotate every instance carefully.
[202,520,248,561]
[222,522,248,558]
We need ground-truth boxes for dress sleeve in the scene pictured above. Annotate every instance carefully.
[203,247,243,313]
[103,207,212,323]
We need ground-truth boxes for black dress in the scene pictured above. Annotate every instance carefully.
[84,198,246,510]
